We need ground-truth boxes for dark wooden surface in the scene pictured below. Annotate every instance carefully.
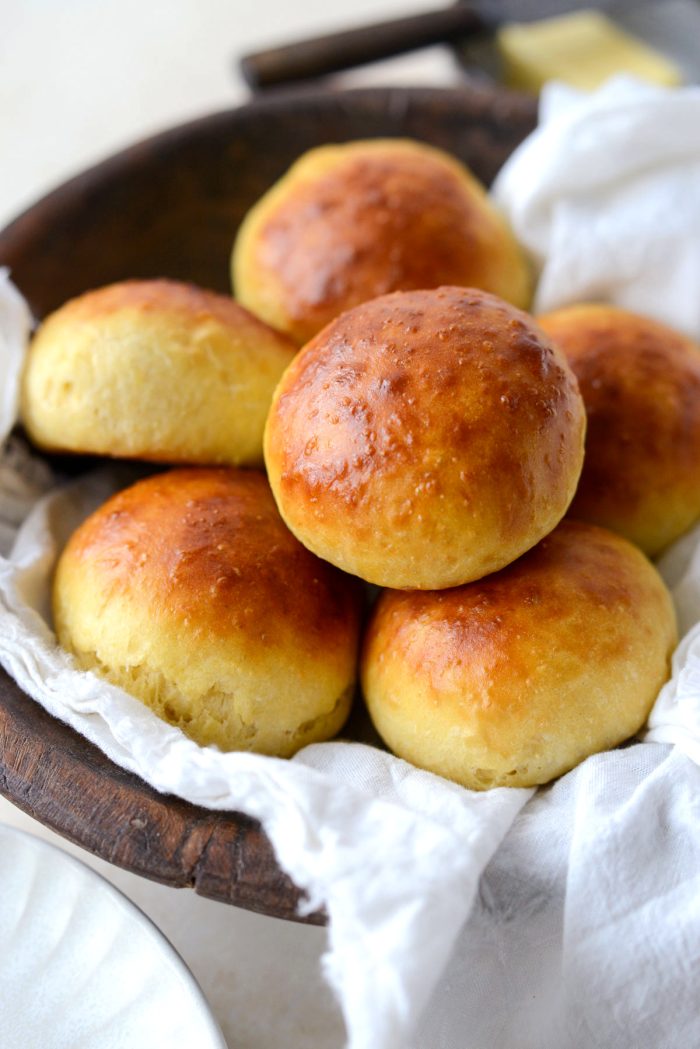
[0,85,536,922]
[0,666,316,921]
[239,7,490,90]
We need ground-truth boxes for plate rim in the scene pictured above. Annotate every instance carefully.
[0,821,228,1048]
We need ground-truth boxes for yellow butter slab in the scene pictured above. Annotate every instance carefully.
[497,9,682,93]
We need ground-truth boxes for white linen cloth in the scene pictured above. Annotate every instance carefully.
[0,272,53,557]
[493,76,700,340]
[2,79,700,1048]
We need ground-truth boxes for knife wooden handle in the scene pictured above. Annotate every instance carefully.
[239,5,491,90]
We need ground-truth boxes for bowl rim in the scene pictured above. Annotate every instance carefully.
[0,82,534,251]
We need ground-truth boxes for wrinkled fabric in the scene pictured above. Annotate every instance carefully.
[416,743,700,1049]
[493,77,700,340]
[0,269,53,556]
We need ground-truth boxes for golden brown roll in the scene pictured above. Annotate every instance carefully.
[53,468,362,755]
[361,520,677,790]
[21,279,296,466]
[264,286,586,590]
[232,138,532,345]
[537,304,700,556]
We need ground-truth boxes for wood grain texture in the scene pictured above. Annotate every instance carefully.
[0,85,536,922]
[0,666,318,922]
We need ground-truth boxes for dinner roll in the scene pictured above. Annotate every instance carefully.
[232,138,531,344]
[538,304,700,556]
[53,468,362,755]
[264,286,586,590]
[362,520,677,790]
[21,279,296,466]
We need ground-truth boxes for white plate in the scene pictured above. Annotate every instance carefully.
[0,824,228,1049]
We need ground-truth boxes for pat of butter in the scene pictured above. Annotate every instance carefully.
[497,9,682,93]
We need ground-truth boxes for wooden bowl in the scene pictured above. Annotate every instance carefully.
[0,84,536,924]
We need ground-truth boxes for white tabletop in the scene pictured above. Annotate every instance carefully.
[1,0,463,231]
[0,4,461,1046]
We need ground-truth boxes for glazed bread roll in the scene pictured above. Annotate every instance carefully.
[232,138,531,345]
[538,304,700,556]
[362,520,677,790]
[53,468,362,755]
[21,279,296,467]
[264,286,586,590]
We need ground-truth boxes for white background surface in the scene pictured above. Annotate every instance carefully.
[1,0,462,230]
[0,3,461,1047]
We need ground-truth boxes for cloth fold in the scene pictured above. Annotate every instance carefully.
[415,743,700,1049]
[0,269,53,556]
[493,77,700,341]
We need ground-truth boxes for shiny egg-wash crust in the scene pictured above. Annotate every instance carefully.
[538,304,700,556]
[53,468,363,756]
[361,520,677,790]
[265,286,586,590]
[232,138,532,345]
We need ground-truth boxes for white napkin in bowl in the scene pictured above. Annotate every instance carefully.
[0,270,53,557]
[492,76,700,340]
[2,77,700,1049]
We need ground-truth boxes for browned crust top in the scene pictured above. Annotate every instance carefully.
[364,519,674,719]
[539,305,700,525]
[40,278,296,346]
[61,468,362,654]
[246,142,526,339]
[267,287,584,542]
